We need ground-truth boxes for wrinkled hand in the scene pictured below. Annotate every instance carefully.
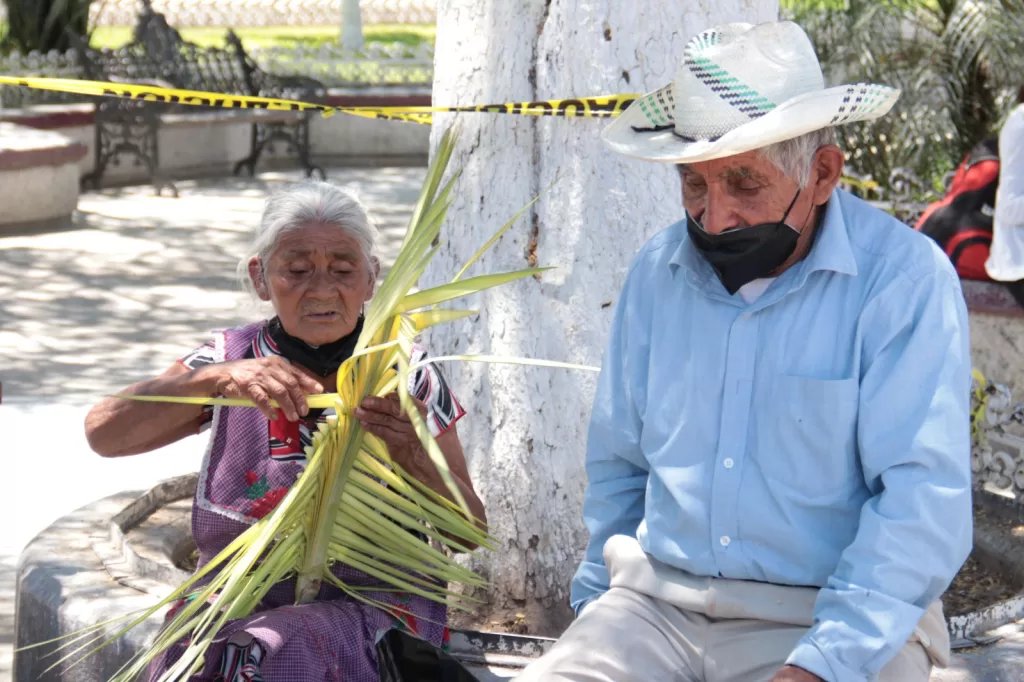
[210,356,323,421]
[354,393,430,473]
[770,666,824,682]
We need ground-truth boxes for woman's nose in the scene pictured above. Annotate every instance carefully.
[306,269,337,296]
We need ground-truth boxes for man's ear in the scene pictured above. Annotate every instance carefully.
[810,144,845,206]
[248,257,271,301]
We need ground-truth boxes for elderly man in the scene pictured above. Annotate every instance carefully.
[518,20,971,682]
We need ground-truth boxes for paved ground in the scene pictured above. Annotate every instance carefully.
[934,620,1024,682]
[0,167,423,681]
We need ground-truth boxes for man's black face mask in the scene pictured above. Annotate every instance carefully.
[686,190,802,295]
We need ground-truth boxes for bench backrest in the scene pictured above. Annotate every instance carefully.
[72,7,325,106]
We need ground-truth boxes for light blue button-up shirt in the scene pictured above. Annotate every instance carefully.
[571,189,973,682]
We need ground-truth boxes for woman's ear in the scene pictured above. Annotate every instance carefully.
[364,257,380,302]
[248,257,271,301]
[811,145,845,206]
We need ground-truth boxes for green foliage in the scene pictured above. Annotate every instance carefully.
[0,0,93,53]
[88,23,436,51]
[786,0,1024,201]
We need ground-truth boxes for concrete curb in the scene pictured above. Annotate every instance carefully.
[13,493,170,682]
[946,490,1024,645]
[12,481,540,681]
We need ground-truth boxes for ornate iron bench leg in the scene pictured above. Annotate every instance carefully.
[80,169,102,192]
[84,99,174,196]
[151,176,179,198]
[148,130,178,197]
[81,104,110,191]
[234,123,262,177]
[299,116,325,180]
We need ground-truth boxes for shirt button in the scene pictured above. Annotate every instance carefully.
[741,312,752,320]
[720,536,731,547]
[723,457,735,469]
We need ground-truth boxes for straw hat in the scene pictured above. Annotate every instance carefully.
[601,21,900,163]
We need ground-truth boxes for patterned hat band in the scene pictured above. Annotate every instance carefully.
[629,75,777,144]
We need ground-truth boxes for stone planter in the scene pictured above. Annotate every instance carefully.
[0,122,87,235]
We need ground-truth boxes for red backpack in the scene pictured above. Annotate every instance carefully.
[915,138,1000,280]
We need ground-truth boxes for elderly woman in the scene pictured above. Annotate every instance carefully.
[85,182,486,682]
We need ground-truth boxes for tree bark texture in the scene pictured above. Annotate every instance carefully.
[427,0,779,636]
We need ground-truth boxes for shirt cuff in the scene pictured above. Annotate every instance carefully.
[576,598,599,619]
[786,640,845,682]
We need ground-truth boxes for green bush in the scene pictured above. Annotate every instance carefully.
[785,0,1024,202]
[1,0,93,53]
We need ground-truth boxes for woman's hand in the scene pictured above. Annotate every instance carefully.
[87,356,320,456]
[209,357,324,421]
[354,392,488,548]
[354,393,430,472]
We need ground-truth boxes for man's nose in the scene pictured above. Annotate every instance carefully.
[700,186,743,235]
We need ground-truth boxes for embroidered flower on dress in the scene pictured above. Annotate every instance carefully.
[244,472,270,500]
[387,594,420,636]
[250,487,289,519]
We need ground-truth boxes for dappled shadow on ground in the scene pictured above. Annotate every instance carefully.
[0,167,424,401]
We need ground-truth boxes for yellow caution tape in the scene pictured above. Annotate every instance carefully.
[971,368,989,444]
[115,392,342,410]
[0,75,639,125]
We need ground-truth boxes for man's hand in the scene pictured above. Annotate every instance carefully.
[770,666,825,682]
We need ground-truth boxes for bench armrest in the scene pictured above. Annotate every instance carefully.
[254,72,328,103]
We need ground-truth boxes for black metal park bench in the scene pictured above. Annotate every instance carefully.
[70,3,328,196]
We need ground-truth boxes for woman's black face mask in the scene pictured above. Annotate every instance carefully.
[685,190,802,295]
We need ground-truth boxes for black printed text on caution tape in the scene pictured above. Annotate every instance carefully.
[0,76,639,125]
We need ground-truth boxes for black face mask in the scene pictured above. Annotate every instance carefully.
[686,191,802,295]
[266,316,364,378]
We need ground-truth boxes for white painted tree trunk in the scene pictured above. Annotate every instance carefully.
[341,0,364,50]
[427,0,779,635]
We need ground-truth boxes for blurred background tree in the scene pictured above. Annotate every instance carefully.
[783,0,1024,202]
[1,0,94,53]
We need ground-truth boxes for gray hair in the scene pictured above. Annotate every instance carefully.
[757,127,839,187]
[238,181,380,299]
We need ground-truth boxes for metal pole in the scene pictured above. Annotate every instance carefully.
[341,0,365,50]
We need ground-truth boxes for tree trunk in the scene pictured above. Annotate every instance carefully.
[427,0,779,636]
[341,0,364,50]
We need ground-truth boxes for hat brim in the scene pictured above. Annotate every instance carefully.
[601,82,900,164]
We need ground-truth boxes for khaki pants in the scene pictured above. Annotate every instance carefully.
[516,536,950,682]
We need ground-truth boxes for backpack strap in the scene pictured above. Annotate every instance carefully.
[946,228,992,281]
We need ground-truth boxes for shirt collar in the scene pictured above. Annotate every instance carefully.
[798,188,859,278]
[668,188,859,285]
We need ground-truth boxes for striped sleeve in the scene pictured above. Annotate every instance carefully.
[178,342,216,431]
[409,346,465,437]
[178,341,217,370]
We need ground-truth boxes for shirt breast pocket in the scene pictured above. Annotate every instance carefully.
[757,374,861,503]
